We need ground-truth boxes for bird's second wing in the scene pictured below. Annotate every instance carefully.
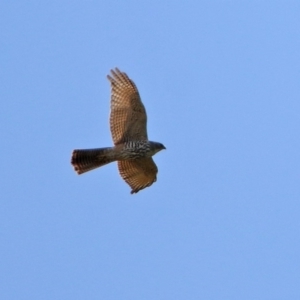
[118,158,158,194]
[107,68,148,145]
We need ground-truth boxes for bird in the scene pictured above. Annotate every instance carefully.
[71,68,166,194]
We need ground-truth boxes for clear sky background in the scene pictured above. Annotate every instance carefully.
[1,1,300,299]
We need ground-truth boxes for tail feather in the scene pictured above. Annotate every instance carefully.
[71,147,116,174]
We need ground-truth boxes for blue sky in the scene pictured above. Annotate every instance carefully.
[1,1,300,299]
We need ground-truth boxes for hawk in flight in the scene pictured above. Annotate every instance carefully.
[71,68,165,194]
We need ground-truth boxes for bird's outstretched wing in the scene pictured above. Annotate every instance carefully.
[107,68,148,145]
[118,158,158,194]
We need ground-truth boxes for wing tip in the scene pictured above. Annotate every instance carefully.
[130,188,141,194]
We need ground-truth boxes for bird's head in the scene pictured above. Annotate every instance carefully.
[149,141,166,155]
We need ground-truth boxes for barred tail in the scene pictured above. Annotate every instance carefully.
[71,147,116,174]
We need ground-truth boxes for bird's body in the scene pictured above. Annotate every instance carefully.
[71,68,165,194]
[72,140,163,173]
